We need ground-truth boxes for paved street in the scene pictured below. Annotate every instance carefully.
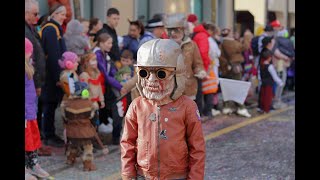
[39,92,295,180]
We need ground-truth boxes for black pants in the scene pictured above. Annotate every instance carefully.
[42,102,58,138]
[195,78,203,116]
[203,93,214,117]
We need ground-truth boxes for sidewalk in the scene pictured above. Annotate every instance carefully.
[40,91,295,176]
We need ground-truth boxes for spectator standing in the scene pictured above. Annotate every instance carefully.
[39,3,67,147]
[219,28,251,118]
[96,8,121,61]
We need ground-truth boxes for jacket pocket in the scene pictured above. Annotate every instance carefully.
[169,141,188,168]
[137,139,149,169]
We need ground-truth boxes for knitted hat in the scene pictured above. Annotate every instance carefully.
[25,38,33,55]
[58,51,78,70]
[115,66,132,82]
[270,20,281,28]
[187,14,198,23]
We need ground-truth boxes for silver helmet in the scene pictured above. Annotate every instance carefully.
[136,39,181,68]
[135,39,186,100]
[163,13,186,29]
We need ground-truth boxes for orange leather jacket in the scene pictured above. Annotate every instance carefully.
[121,95,205,180]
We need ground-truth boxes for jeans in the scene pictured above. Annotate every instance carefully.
[274,70,287,102]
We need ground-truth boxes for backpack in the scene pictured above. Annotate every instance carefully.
[38,23,61,40]
[250,36,260,56]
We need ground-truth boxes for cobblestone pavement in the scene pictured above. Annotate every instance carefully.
[39,92,295,180]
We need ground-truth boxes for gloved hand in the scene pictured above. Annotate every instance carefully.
[194,70,207,79]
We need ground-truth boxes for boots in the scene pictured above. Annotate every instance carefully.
[83,160,97,171]
[66,147,78,165]
[82,144,96,171]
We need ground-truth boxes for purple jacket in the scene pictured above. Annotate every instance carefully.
[25,73,37,120]
[95,49,122,91]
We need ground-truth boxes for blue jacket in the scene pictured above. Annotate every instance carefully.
[95,49,122,91]
[41,20,67,102]
[25,73,37,120]
[122,32,155,60]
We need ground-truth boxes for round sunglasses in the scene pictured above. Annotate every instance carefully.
[138,68,175,80]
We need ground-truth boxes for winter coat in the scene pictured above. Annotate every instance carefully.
[122,32,155,60]
[64,34,88,56]
[219,37,245,77]
[192,24,211,71]
[121,95,205,180]
[25,73,37,120]
[180,37,206,99]
[41,19,67,103]
[96,24,120,61]
[95,49,122,91]
[25,22,46,89]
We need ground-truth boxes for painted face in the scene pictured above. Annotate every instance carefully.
[89,58,98,69]
[121,73,131,82]
[139,67,175,101]
[167,28,184,44]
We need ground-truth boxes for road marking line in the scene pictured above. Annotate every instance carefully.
[204,106,294,141]
[104,106,294,179]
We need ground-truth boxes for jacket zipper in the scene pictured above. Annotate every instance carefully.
[157,105,161,180]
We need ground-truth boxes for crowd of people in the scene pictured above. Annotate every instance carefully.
[25,0,295,179]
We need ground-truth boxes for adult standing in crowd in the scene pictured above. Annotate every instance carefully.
[96,8,121,61]
[39,3,67,147]
[192,19,212,118]
[122,20,155,60]
[219,28,251,118]
[25,0,52,156]
[145,18,166,39]
[204,22,222,116]
[164,13,207,114]
[88,17,103,49]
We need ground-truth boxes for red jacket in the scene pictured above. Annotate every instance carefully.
[193,24,210,71]
[121,95,205,180]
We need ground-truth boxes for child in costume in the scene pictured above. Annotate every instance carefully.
[120,39,205,179]
[59,51,99,171]
[79,53,110,134]
[259,49,284,113]
[25,38,50,179]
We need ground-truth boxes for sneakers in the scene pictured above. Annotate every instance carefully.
[237,108,252,118]
[25,167,37,180]
[29,164,50,178]
[211,109,221,116]
[272,101,288,109]
[98,123,113,134]
[222,108,233,115]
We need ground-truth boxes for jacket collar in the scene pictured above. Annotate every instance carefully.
[180,36,192,47]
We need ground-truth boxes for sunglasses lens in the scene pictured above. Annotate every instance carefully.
[157,70,166,79]
[139,69,148,78]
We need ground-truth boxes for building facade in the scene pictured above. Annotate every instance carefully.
[38,0,295,36]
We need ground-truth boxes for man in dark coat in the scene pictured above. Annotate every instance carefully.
[96,8,121,61]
